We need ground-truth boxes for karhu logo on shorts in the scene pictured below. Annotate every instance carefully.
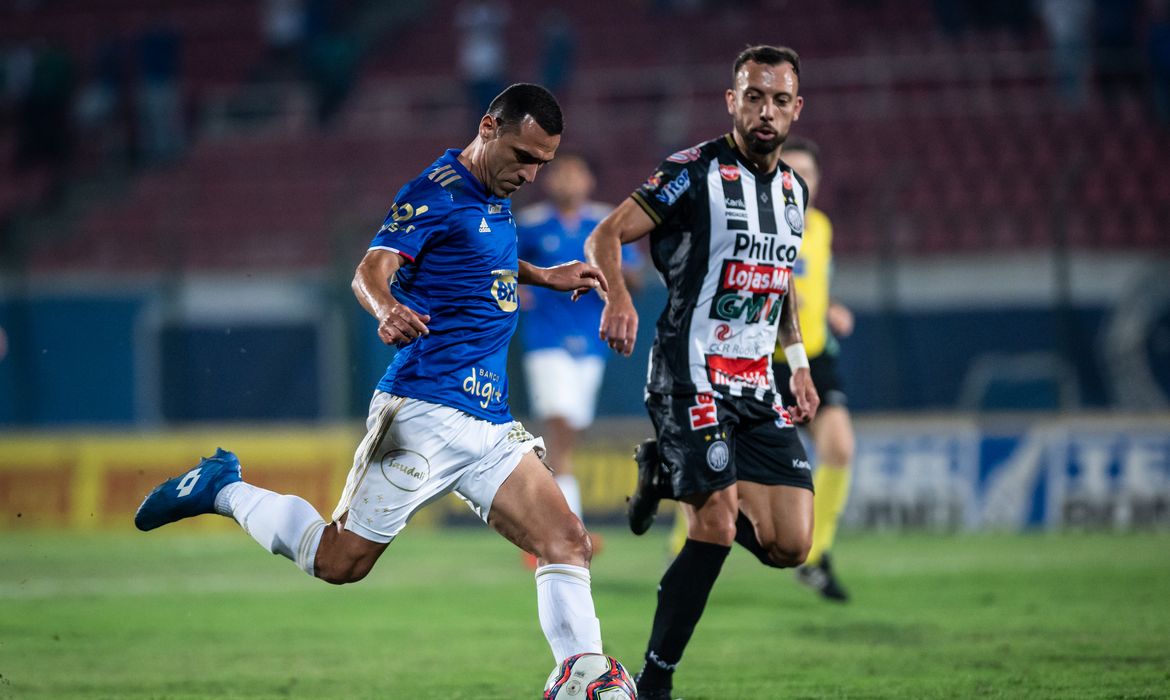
[176,467,203,497]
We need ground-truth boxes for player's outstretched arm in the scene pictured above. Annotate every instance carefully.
[779,286,820,423]
[584,199,656,357]
[352,248,431,346]
[517,259,608,301]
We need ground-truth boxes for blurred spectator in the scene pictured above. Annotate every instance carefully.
[1094,0,1142,98]
[264,0,307,65]
[75,40,129,168]
[135,25,184,163]
[456,0,509,116]
[1151,0,1170,126]
[15,43,74,204]
[933,0,967,36]
[1035,0,1093,109]
[305,33,358,125]
[2,42,34,107]
[302,0,358,125]
[654,79,693,155]
[539,8,575,95]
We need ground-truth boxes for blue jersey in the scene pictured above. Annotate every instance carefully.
[517,202,640,357]
[369,149,520,423]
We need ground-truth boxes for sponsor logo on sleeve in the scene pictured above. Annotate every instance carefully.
[667,147,701,163]
[655,169,691,206]
[379,201,431,235]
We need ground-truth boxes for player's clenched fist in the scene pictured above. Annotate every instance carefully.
[377,303,431,346]
[787,367,820,424]
[599,293,638,357]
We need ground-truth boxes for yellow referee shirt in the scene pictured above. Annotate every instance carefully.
[774,206,833,362]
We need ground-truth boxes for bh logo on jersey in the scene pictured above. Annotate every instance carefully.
[491,269,518,312]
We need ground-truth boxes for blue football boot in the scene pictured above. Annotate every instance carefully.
[134,448,242,531]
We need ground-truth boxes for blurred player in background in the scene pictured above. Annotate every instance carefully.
[135,84,613,667]
[586,45,818,700]
[517,153,642,557]
[771,136,856,603]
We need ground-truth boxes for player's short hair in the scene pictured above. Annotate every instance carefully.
[733,45,801,81]
[487,83,564,136]
[783,135,820,169]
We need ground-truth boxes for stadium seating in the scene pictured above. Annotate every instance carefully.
[7,0,1168,271]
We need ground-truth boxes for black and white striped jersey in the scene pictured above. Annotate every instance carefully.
[630,134,810,402]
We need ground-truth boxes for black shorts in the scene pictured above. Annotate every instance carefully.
[774,353,847,409]
[645,391,813,499]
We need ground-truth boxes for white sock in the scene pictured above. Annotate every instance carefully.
[535,563,603,664]
[555,474,583,521]
[215,482,326,577]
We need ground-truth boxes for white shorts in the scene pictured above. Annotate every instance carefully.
[333,392,545,543]
[523,349,605,430]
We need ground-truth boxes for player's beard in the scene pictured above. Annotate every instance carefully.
[736,120,784,156]
[743,129,783,156]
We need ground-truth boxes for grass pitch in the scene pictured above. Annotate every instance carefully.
[1,526,1168,699]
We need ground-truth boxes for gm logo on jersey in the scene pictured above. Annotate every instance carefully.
[491,269,518,312]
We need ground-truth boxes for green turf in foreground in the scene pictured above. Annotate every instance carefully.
[1,528,1168,699]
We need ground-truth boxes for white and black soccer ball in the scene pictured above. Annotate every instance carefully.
[543,653,637,699]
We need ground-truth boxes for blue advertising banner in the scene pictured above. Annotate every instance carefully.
[844,417,1170,530]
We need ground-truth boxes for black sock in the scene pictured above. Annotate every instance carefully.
[639,538,731,690]
[734,511,782,568]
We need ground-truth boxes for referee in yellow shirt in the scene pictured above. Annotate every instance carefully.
[772,136,855,602]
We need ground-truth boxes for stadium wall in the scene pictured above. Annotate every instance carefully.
[2,414,1166,533]
[4,251,1169,424]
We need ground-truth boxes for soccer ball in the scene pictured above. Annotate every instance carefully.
[543,653,637,699]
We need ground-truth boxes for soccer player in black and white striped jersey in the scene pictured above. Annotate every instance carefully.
[586,45,818,700]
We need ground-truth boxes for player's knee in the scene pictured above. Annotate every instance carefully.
[538,515,592,566]
[315,554,374,585]
[690,514,737,547]
[762,534,810,568]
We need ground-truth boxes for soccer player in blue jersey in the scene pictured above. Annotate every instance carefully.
[135,83,612,666]
[517,154,642,537]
